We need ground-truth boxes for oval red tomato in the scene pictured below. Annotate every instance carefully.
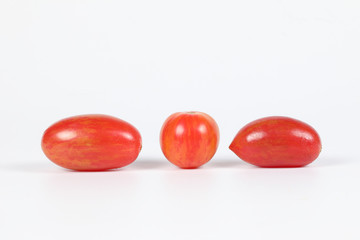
[160,111,219,169]
[229,116,321,167]
[41,114,142,171]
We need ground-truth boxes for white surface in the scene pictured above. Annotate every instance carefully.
[1,1,360,239]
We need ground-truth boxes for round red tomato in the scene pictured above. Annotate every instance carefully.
[41,114,142,171]
[229,116,321,167]
[160,111,219,169]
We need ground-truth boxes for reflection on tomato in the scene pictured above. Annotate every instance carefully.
[41,114,142,171]
[160,111,219,169]
[229,116,321,168]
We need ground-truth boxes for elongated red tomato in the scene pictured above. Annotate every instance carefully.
[160,112,219,169]
[229,116,321,167]
[41,114,142,171]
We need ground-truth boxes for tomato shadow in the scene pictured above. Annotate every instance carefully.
[311,155,358,168]
[0,158,171,173]
[0,161,125,174]
[209,155,358,169]
[204,158,246,169]
[1,156,355,174]
[128,158,173,170]
[128,157,246,170]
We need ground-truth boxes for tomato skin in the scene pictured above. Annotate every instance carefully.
[160,112,219,169]
[41,114,142,171]
[229,116,321,168]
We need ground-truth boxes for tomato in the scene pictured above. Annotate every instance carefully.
[41,114,142,171]
[160,111,219,169]
[229,116,321,167]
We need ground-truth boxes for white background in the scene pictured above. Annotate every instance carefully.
[1,0,360,239]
